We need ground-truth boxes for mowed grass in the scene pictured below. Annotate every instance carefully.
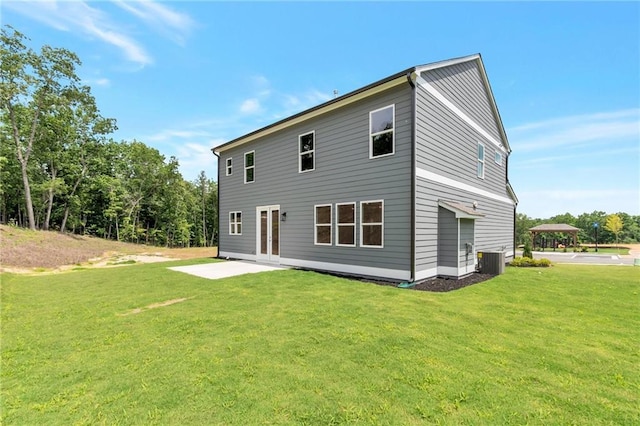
[2,261,639,425]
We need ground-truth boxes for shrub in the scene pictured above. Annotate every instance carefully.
[523,234,533,258]
[509,257,551,268]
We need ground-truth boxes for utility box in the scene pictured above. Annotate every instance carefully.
[477,251,505,275]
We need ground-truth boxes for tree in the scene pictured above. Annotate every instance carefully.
[1,25,81,230]
[605,214,623,249]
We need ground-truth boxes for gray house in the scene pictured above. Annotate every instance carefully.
[213,54,518,281]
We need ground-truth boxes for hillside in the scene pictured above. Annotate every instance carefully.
[0,225,216,271]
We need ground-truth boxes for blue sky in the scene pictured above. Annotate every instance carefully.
[3,1,639,218]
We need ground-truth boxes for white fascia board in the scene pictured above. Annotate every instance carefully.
[215,76,407,154]
[414,54,481,74]
[280,257,411,281]
[417,167,515,206]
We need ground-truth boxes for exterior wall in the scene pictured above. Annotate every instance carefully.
[414,59,514,279]
[218,84,414,280]
[437,207,457,268]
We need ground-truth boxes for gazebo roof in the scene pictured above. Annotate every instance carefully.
[529,224,580,232]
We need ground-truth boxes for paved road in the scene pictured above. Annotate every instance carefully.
[517,251,637,266]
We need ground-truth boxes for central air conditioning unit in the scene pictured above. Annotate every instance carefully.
[477,251,505,275]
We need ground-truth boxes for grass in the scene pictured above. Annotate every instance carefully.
[2,261,639,424]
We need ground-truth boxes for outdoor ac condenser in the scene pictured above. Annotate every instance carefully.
[477,251,505,275]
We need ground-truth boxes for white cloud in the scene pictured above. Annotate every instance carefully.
[240,98,261,114]
[5,0,153,66]
[112,0,195,45]
[5,0,196,67]
[509,108,640,152]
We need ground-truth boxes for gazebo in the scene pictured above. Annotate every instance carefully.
[529,224,580,248]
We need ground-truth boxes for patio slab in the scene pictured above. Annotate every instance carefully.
[169,260,286,280]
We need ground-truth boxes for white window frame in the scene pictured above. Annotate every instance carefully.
[226,157,233,176]
[244,151,255,184]
[360,200,384,248]
[477,143,485,179]
[336,202,356,247]
[494,151,502,165]
[369,105,395,159]
[229,211,242,235]
[298,131,315,173]
[314,204,332,246]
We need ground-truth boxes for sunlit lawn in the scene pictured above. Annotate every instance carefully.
[2,260,638,424]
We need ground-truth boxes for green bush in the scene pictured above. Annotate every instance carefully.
[523,234,533,258]
[509,256,551,268]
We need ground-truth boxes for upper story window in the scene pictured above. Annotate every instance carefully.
[360,200,384,248]
[229,211,242,235]
[494,151,502,165]
[244,151,255,184]
[299,131,315,173]
[314,204,332,245]
[226,158,233,176]
[369,105,395,158]
[336,202,356,247]
[477,143,485,179]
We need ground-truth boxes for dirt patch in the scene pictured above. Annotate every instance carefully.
[0,225,217,273]
[118,297,192,316]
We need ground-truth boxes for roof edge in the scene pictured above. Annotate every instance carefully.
[213,67,415,154]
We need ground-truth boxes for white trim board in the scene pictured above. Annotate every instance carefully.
[416,167,515,205]
[415,75,506,154]
[415,267,438,281]
[219,251,257,262]
[280,257,411,281]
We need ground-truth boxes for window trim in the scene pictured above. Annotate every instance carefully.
[226,157,233,176]
[244,150,255,184]
[360,200,384,248]
[369,104,395,159]
[298,130,315,173]
[494,151,502,165]
[229,211,242,235]
[336,202,356,247]
[477,143,485,179]
[314,204,332,246]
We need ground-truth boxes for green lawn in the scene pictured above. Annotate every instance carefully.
[2,261,639,425]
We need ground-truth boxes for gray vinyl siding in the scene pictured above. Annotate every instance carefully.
[218,84,413,273]
[437,207,457,268]
[420,60,502,143]
[415,178,514,274]
[415,83,507,194]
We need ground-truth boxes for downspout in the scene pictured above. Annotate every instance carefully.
[212,149,222,259]
[507,154,516,257]
[407,71,417,282]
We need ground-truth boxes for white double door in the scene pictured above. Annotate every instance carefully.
[256,205,280,262]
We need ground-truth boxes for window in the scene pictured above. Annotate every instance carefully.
[244,151,255,183]
[369,105,395,158]
[336,203,356,246]
[299,131,315,173]
[314,204,332,245]
[360,200,383,247]
[477,143,485,179]
[229,211,242,235]
[494,151,502,165]
[226,157,233,176]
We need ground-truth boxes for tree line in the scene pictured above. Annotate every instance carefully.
[1,26,217,247]
[516,211,640,247]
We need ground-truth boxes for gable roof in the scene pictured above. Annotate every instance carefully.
[529,224,580,232]
[213,54,511,155]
